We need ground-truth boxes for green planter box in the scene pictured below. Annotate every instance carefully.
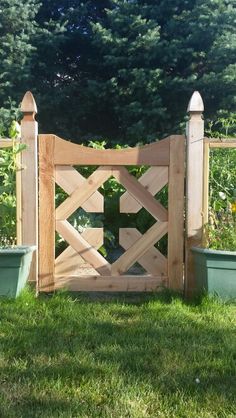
[0,246,36,298]
[191,247,236,300]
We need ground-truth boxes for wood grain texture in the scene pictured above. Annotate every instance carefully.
[120,228,167,276]
[120,166,168,213]
[55,228,103,276]
[0,139,20,148]
[113,167,168,222]
[55,165,103,212]
[16,152,22,245]
[185,106,204,296]
[56,220,111,275]
[21,113,38,284]
[111,222,168,275]
[204,138,236,148]
[38,134,55,291]
[168,136,185,290]
[203,142,210,227]
[56,166,111,220]
[54,275,167,292]
[54,135,171,166]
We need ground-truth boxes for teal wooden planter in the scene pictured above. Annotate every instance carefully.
[0,246,36,298]
[191,247,236,300]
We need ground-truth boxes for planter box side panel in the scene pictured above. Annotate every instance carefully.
[16,251,34,296]
[0,266,20,297]
[192,252,209,292]
[192,248,236,300]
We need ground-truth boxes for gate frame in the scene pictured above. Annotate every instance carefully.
[14,90,206,295]
[38,134,184,292]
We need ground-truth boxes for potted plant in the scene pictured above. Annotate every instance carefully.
[0,237,36,298]
[192,207,236,301]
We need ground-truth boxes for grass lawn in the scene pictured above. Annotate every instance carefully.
[0,290,235,418]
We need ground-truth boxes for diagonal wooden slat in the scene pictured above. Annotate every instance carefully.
[56,220,111,275]
[112,167,168,221]
[55,228,103,275]
[119,228,167,276]
[111,222,168,275]
[120,167,168,213]
[56,166,112,220]
[55,166,103,212]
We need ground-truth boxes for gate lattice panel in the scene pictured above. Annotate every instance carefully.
[38,135,184,292]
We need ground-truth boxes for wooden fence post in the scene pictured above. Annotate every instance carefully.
[185,91,204,296]
[20,91,38,285]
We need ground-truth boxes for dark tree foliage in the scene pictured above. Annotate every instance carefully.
[0,0,235,143]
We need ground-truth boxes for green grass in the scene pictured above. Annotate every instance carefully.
[0,290,235,418]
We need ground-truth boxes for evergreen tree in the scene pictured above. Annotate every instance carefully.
[0,0,41,134]
[1,0,235,142]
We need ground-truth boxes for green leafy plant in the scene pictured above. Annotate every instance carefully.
[203,209,236,251]
[0,121,25,247]
[204,115,236,251]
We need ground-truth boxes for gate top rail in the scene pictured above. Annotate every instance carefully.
[49,134,184,166]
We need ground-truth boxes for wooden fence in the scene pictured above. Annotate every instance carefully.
[0,90,235,294]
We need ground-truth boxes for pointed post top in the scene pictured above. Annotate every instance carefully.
[187,91,204,113]
[21,91,37,119]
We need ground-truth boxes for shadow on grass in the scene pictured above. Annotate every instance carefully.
[0,290,235,417]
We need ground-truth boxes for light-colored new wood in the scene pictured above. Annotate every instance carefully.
[56,220,111,275]
[56,166,112,220]
[55,165,103,212]
[168,136,185,290]
[203,141,210,226]
[204,138,236,148]
[54,275,167,292]
[120,228,167,276]
[38,134,55,291]
[0,138,20,148]
[185,91,204,296]
[55,228,103,275]
[120,166,168,213]
[113,167,168,222]
[20,91,38,284]
[16,152,22,245]
[111,222,168,275]
[54,135,171,166]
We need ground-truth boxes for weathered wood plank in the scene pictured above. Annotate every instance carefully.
[54,135,172,166]
[113,167,168,222]
[56,166,112,220]
[38,134,55,291]
[168,136,185,290]
[54,275,168,292]
[56,220,111,275]
[112,222,168,275]
[120,228,167,276]
[55,165,103,212]
[120,166,168,213]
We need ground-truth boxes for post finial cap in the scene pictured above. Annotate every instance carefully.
[21,91,37,113]
[187,91,204,112]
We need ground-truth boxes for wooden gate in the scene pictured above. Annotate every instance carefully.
[38,134,185,292]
